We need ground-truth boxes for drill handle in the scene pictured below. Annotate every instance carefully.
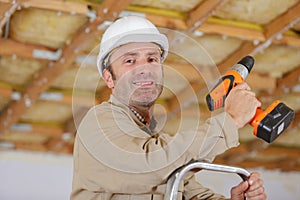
[206,75,235,111]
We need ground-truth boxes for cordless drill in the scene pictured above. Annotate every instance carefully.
[206,56,295,143]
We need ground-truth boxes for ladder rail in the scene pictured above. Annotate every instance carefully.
[164,162,250,200]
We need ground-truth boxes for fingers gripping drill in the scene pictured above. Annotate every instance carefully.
[206,56,295,143]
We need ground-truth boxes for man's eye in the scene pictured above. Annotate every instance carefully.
[149,57,159,63]
[125,59,135,64]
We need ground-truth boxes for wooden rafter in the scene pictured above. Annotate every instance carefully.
[0,1,18,35]
[217,41,256,73]
[219,1,300,70]
[167,81,206,116]
[164,2,300,116]
[198,18,265,41]
[0,0,133,135]
[0,38,57,60]
[264,2,300,40]
[0,84,12,98]
[146,13,187,30]
[10,123,64,138]
[0,84,97,106]
[127,6,300,47]
[16,0,89,16]
[186,0,229,30]
[276,65,300,96]
[215,143,300,171]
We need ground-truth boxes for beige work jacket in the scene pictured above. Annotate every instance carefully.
[71,95,239,200]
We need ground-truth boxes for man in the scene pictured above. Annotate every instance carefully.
[71,16,266,200]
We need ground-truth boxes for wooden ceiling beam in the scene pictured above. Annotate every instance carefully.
[127,6,300,47]
[126,5,187,30]
[16,0,90,16]
[274,34,300,47]
[217,41,257,73]
[167,81,206,116]
[145,13,187,30]
[0,1,18,36]
[0,83,96,107]
[10,123,64,138]
[186,0,229,30]
[0,38,57,60]
[198,18,300,47]
[198,21,265,41]
[0,0,133,135]
[215,142,300,171]
[164,60,203,82]
[264,2,300,41]
[167,3,300,115]
[217,2,300,74]
[0,84,12,98]
[276,65,300,95]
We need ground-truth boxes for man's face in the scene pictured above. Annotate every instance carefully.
[106,42,164,107]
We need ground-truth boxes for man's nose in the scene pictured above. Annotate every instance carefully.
[136,60,152,74]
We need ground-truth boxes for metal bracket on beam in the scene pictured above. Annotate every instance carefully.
[87,9,96,21]
[119,10,146,18]
[97,20,112,30]
[11,123,32,132]
[33,49,62,61]
[39,92,63,101]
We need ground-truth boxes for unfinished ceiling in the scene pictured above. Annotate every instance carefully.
[0,0,300,172]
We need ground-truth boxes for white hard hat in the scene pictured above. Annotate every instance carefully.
[97,16,169,77]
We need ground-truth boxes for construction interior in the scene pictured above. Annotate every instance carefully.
[1,1,300,195]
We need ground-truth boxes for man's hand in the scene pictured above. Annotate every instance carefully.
[230,172,267,200]
[224,82,261,128]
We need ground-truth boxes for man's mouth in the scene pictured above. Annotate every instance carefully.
[133,81,154,87]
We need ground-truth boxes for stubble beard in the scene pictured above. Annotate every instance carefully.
[130,84,163,107]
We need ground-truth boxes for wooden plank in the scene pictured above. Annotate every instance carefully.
[0,0,133,135]
[0,85,12,98]
[215,143,300,171]
[198,18,300,47]
[217,41,257,73]
[18,0,89,15]
[187,0,228,30]
[167,81,206,116]
[264,2,300,40]
[10,123,64,138]
[276,65,300,95]
[124,10,300,47]
[274,34,300,47]
[14,142,48,152]
[0,2,12,18]
[0,38,56,60]
[198,22,265,41]
[0,84,96,106]
[247,72,277,91]
[0,2,18,35]
[146,13,187,30]
[164,60,202,82]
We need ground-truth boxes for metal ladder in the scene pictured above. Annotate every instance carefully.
[164,162,250,200]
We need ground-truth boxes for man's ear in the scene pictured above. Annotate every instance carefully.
[103,69,114,89]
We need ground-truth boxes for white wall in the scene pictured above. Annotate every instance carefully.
[0,150,299,200]
[0,150,73,200]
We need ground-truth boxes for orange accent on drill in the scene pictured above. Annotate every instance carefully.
[206,56,295,143]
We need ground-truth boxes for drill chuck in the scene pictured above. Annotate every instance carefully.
[237,56,254,73]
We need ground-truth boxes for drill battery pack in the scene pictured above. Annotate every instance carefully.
[254,102,295,143]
